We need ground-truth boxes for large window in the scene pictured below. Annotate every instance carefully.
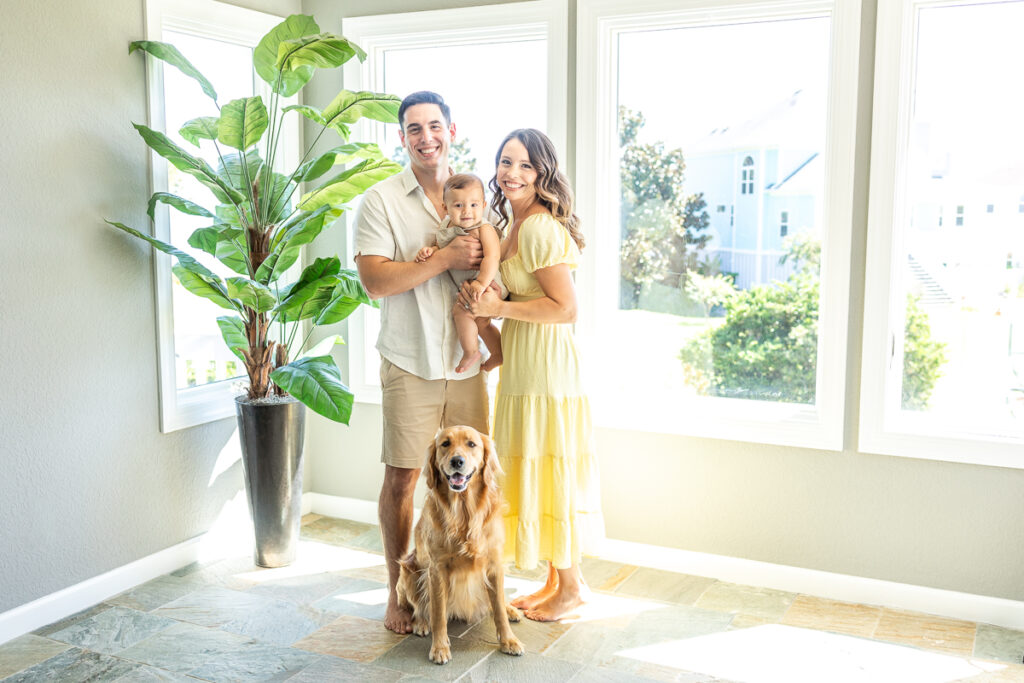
[143,0,296,431]
[576,0,860,449]
[861,0,1024,466]
[342,1,568,401]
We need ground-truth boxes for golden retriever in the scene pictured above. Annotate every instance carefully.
[396,426,524,664]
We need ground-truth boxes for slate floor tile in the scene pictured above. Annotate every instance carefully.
[975,623,1024,663]
[0,635,71,679]
[48,606,177,655]
[184,641,321,682]
[0,648,138,682]
[615,569,717,606]
[374,634,497,681]
[114,622,252,674]
[292,614,406,662]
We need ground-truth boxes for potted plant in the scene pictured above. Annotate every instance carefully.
[108,14,401,567]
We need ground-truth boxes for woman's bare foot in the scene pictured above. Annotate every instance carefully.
[455,349,482,373]
[512,564,558,610]
[524,585,585,622]
[384,599,413,634]
[480,350,503,372]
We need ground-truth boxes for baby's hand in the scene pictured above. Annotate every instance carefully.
[469,280,486,301]
[416,246,436,263]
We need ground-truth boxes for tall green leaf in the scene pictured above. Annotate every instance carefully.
[226,277,276,312]
[187,224,243,257]
[133,124,244,204]
[322,91,400,131]
[253,14,320,97]
[173,263,236,310]
[217,97,269,151]
[270,355,354,423]
[146,192,214,220]
[179,117,219,146]
[275,33,365,74]
[106,220,217,280]
[129,41,217,101]
[313,290,361,326]
[282,104,325,125]
[298,158,401,213]
[294,143,382,183]
[217,150,263,192]
[274,257,342,321]
[216,316,248,361]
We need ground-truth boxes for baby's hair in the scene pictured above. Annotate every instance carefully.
[443,173,485,202]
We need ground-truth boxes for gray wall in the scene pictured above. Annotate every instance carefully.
[303,0,1024,603]
[0,0,298,615]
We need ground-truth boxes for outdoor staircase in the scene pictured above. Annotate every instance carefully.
[907,254,954,305]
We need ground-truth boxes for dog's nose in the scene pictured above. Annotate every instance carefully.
[450,455,464,470]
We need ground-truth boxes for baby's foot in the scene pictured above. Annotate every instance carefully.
[455,350,482,373]
[481,351,503,372]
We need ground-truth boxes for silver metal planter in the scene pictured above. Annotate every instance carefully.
[235,396,306,568]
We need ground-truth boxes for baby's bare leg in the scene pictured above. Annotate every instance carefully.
[478,319,503,372]
[454,302,482,373]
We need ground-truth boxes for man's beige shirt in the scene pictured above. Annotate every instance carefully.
[353,166,479,380]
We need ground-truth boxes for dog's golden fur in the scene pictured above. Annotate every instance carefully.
[396,426,524,664]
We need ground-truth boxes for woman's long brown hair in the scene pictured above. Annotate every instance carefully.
[488,129,584,251]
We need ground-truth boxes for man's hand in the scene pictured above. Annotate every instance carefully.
[416,246,436,263]
[441,235,483,271]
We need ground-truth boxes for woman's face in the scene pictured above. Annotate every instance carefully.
[496,137,538,205]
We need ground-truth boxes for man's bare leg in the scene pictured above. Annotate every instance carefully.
[379,464,420,634]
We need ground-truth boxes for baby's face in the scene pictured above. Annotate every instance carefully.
[444,186,486,228]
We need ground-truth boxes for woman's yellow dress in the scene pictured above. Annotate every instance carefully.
[494,213,604,570]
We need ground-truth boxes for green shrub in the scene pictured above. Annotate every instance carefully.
[680,236,946,407]
[902,295,947,410]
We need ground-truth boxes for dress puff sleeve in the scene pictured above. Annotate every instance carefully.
[518,213,580,273]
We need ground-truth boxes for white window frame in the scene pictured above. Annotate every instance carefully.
[576,0,861,450]
[341,0,569,404]
[859,0,1024,468]
[142,0,296,432]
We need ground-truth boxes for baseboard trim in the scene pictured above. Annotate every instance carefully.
[310,492,1024,631]
[0,536,203,646]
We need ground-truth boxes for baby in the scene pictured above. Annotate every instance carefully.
[416,174,503,373]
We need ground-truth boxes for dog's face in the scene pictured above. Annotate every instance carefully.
[427,426,496,493]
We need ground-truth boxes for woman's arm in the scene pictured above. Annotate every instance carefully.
[463,262,577,324]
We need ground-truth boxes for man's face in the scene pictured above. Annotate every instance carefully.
[399,103,456,172]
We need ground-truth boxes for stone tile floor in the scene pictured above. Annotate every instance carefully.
[3,514,1024,682]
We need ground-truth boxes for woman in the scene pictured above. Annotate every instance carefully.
[459,129,604,622]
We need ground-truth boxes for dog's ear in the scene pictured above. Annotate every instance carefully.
[481,433,503,488]
[425,438,442,490]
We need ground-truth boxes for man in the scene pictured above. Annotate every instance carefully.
[354,91,488,634]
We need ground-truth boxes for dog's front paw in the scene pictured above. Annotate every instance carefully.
[429,639,452,664]
[500,635,525,656]
[505,603,522,623]
[412,617,430,637]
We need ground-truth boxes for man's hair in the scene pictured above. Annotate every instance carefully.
[399,91,451,131]
[443,173,485,201]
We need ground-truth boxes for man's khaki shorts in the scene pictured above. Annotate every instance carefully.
[379,357,489,469]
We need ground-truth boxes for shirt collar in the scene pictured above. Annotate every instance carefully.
[399,164,455,195]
